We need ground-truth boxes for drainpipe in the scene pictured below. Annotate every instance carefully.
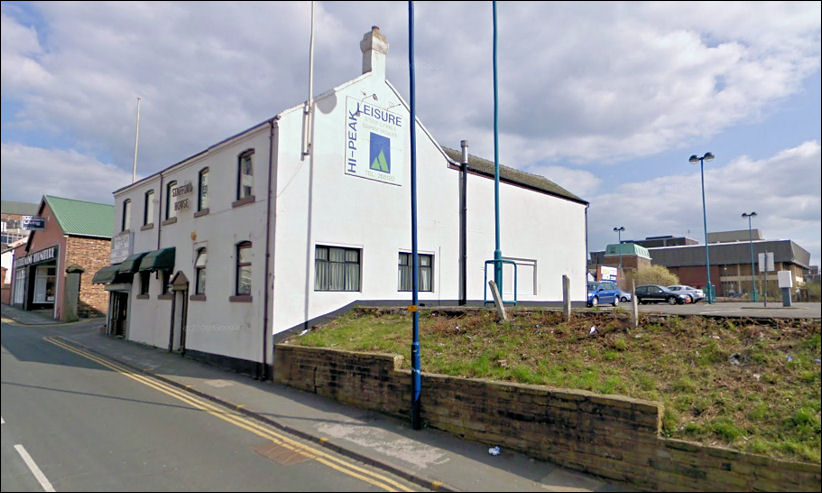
[459,140,468,305]
[262,116,280,381]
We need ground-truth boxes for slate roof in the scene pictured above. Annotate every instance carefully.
[42,195,114,239]
[441,147,587,205]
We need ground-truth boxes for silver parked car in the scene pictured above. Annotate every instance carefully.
[667,285,705,303]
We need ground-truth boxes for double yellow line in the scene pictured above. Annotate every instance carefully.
[44,336,417,492]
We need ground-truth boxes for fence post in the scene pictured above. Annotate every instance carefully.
[631,279,638,328]
[562,274,571,321]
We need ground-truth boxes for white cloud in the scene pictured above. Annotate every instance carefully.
[586,141,822,266]
[0,143,133,204]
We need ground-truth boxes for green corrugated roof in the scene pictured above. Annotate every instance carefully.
[43,195,114,238]
[441,147,587,204]
[606,242,651,258]
[1,200,39,215]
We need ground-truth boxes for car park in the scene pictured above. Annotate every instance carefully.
[587,281,621,307]
[618,288,632,303]
[667,285,705,303]
[635,284,690,305]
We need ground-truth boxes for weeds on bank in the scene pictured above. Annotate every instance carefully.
[290,307,822,464]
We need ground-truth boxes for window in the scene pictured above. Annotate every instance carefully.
[236,242,252,295]
[194,248,206,295]
[166,180,177,220]
[161,270,171,295]
[237,150,254,200]
[122,199,131,232]
[198,168,209,211]
[139,271,150,295]
[315,246,360,291]
[144,190,154,225]
[398,253,432,292]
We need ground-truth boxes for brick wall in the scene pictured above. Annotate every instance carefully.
[273,344,820,492]
[65,236,111,317]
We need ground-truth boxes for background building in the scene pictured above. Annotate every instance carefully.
[590,230,812,298]
[11,195,113,320]
[1,200,39,250]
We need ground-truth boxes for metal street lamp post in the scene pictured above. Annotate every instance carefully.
[742,212,758,302]
[613,226,625,286]
[689,152,715,303]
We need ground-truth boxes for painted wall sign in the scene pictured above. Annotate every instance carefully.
[15,246,56,268]
[173,182,193,211]
[110,232,132,264]
[344,96,405,185]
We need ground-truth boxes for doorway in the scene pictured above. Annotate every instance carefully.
[168,271,189,354]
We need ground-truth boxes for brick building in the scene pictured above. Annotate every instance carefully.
[10,195,113,320]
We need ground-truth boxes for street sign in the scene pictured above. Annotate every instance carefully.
[758,252,774,272]
[22,216,45,230]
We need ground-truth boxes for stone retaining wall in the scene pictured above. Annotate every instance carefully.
[273,344,820,491]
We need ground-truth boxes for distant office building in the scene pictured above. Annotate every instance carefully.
[592,231,811,298]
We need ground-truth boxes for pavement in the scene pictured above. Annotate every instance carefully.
[1,303,627,492]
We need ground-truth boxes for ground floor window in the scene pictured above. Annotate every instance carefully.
[139,271,150,295]
[13,268,25,304]
[398,253,432,292]
[315,246,360,291]
[33,265,56,304]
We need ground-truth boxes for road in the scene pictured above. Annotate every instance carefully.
[1,321,418,492]
[634,300,821,318]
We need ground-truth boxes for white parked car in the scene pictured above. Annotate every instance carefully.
[667,285,705,303]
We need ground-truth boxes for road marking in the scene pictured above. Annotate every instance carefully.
[43,337,415,492]
[14,444,56,492]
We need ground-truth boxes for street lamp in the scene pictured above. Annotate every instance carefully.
[689,152,715,303]
[742,212,758,302]
[613,226,625,286]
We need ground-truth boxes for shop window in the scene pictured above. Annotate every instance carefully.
[398,253,432,292]
[13,268,26,304]
[122,199,131,232]
[144,190,154,225]
[33,266,56,303]
[194,248,207,295]
[198,167,209,211]
[166,180,177,220]
[315,246,360,291]
[236,241,252,296]
[237,150,254,201]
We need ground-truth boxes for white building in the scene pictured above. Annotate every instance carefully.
[95,26,589,377]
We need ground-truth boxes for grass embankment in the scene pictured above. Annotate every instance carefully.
[287,307,821,464]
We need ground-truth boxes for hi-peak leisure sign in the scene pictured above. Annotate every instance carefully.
[344,97,405,186]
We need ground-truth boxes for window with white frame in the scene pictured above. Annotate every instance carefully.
[121,199,131,232]
[315,246,360,291]
[194,247,206,295]
[198,168,209,211]
[237,150,254,200]
[166,180,177,220]
[236,242,252,295]
[144,190,154,225]
[398,253,433,292]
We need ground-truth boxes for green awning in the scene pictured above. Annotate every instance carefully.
[92,264,122,284]
[138,247,176,272]
[118,252,149,274]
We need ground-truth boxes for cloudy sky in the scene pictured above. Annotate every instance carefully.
[2,1,820,266]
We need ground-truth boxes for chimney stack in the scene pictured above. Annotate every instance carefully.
[360,26,389,78]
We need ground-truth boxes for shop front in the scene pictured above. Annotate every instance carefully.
[12,245,59,311]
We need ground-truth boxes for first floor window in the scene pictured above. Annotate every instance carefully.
[166,180,177,219]
[144,190,155,225]
[398,253,433,292]
[194,248,206,295]
[315,246,360,291]
[236,242,252,295]
[122,199,132,232]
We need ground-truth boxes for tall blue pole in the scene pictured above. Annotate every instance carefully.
[408,0,421,430]
[699,158,712,303]
[492,1,502,288]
